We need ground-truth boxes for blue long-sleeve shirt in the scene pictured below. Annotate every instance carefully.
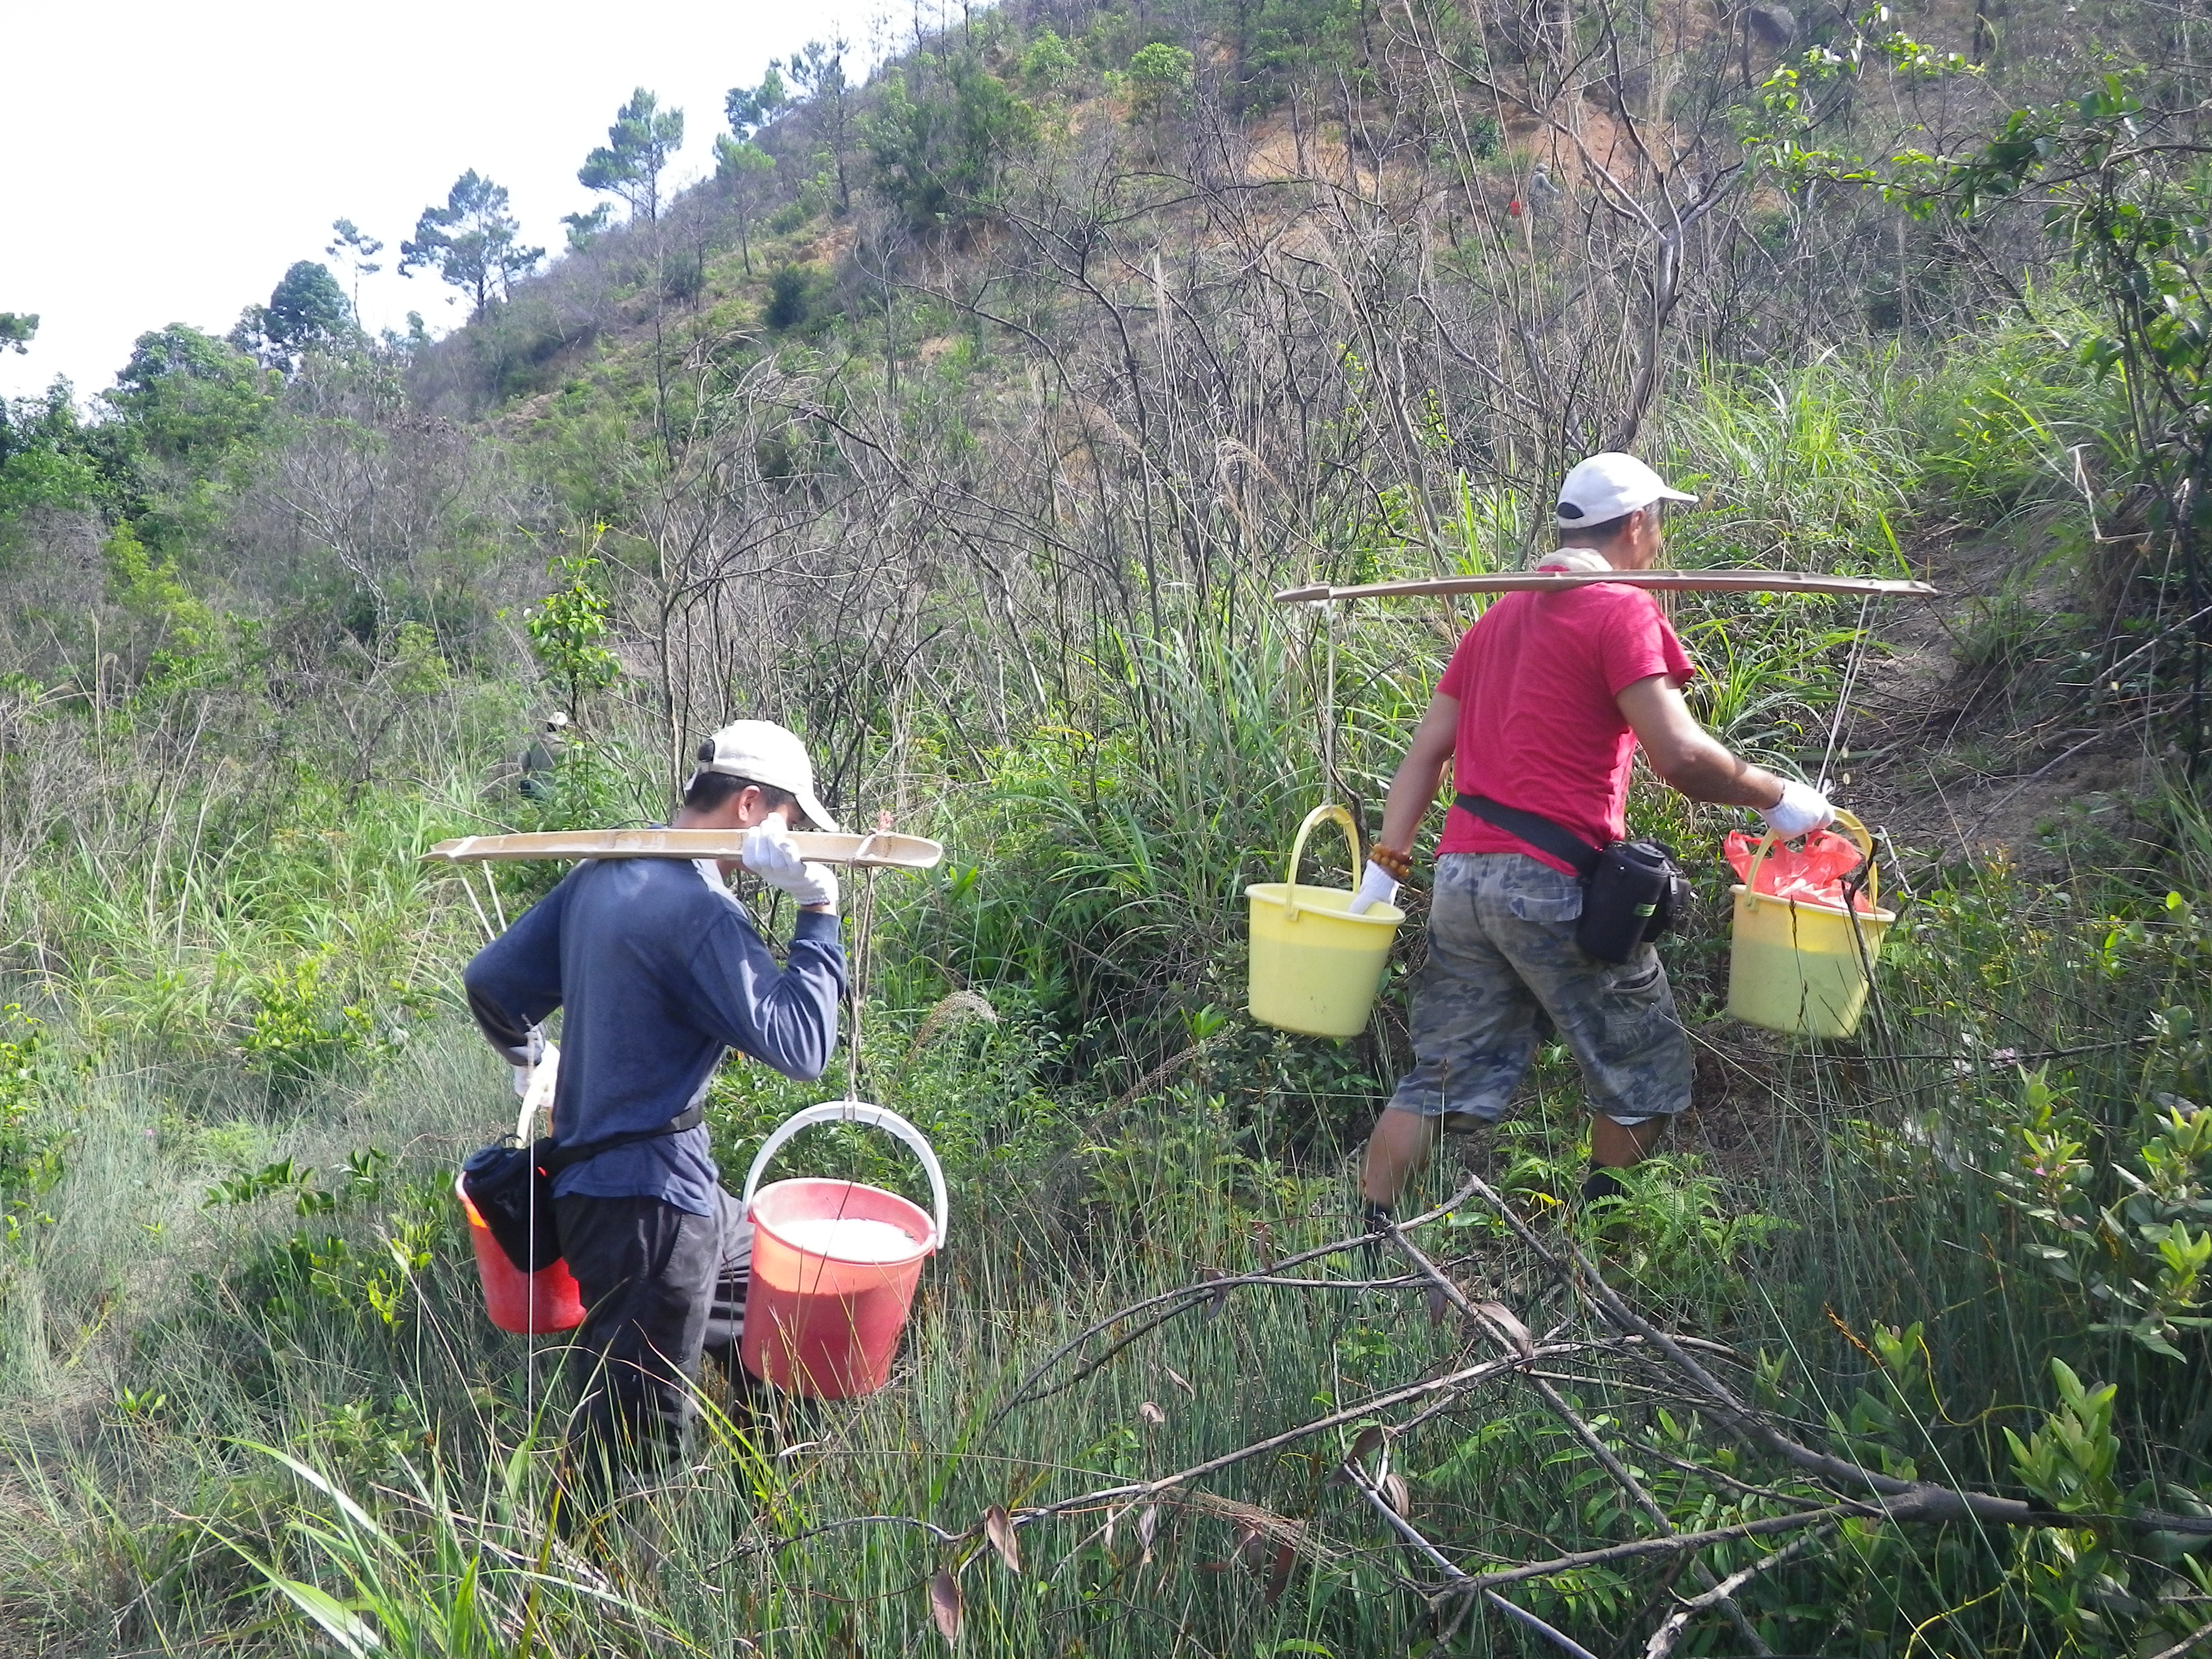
[463,857,846,1218]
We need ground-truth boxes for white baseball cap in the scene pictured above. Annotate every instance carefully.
[1554,452,1698,529]
[696,720,839,832]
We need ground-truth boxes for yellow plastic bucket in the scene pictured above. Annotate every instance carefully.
[1246,804,1404,1038]
[1726,810,1895,1040]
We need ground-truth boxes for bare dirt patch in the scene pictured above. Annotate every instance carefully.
[1837,519,2161,871]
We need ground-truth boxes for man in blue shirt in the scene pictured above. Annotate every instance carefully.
[465,720,847,1488]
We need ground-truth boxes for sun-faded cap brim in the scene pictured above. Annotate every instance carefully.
[787,785,838,834]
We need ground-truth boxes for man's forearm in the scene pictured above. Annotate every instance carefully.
[1376,750,1451,853]
[1659,740,1787,810]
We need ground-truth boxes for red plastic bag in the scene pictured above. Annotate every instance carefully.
[1724,828,1875,913]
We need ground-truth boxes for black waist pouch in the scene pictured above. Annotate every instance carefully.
[1455,794,1687,966]
[461,1104,703,1274]
[1578,839,1687,963]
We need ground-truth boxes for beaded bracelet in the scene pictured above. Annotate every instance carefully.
[1369,844,1413,880]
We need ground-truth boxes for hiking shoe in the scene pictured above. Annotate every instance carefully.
[1581,1167,1630,1206]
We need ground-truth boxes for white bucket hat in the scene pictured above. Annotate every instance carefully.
[1555,452,1698,530]
[696,720,839,832]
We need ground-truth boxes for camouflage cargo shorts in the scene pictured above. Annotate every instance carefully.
[1386,853,1692,1124]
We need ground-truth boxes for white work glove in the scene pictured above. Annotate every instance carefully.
[740,821,839,912]
[509,1025,547,1096]
[1347,860,1401,916]
[1760,780,1836,839]
[513,1039,559,1109]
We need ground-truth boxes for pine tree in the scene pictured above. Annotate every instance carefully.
[578,90,686,225]
[398,172,543,316]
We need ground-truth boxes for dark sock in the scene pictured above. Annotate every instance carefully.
[1358,1202,1394,1274]
[1582,1167,1629,1204]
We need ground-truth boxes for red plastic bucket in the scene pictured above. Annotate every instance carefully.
[455,1172,585,1334]
[738,1103,947,1399]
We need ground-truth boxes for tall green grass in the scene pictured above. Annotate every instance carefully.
[14,808,2210,1657]
[0,1016,1773,1657]
[4,328,2201,1656]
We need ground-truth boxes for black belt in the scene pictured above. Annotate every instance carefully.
[539,1103,705,1175]
[1454,793,1600,878]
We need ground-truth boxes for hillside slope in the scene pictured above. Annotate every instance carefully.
[4,0,2212,1653]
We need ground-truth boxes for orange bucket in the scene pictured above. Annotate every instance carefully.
[456,1172,585,1333]
[738,1102,947,1399]
[456,1051,585,1334]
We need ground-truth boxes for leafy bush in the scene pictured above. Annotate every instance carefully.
[1914,311,2119,527]
[0,383,110,520]
[867,54,1039,227]
[240,953,404,1089]
[0,1006,60,1241]
[523,545,620,721]
[1125,41,1195,122]
[1020,28,1079,90]
[764,263,811,330]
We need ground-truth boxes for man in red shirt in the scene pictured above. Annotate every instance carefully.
[1351,453,1834,1219]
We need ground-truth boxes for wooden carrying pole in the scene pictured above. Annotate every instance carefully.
[424,829,945,871]
[1274,571,1937,603]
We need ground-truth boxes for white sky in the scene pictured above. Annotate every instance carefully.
[1,0,898,404]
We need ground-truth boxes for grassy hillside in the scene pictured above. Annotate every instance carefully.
[6,0,2212,1652]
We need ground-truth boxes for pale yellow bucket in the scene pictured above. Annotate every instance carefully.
[1246,804,1405,1039]
[1726,810,1895,1040]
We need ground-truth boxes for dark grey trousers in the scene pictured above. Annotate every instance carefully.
[553,1188,752,1489]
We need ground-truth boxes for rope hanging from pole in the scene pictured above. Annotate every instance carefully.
[846,864,879,1108]
[1818,595,1875,797]
[1322,599,1338,807]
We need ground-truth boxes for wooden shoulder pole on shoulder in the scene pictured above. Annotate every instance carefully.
[1273,571,1937,604]
[422,828,946,870]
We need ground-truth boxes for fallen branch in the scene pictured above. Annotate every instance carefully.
[1384,1215,1775,1655]
[1454,1171,2055,1529]
[797,1171,2212,1634]
[992,1177,1481,1422]
[1463,1503,1865,1590]
[1009,1342,1583,1527]
[2150,1616,2212,1659]
[1343,1458,1467,1584]
[1644,1526,1837,1658]
[1485,1589,1601,1659]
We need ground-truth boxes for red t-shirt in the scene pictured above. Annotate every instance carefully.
[1434,585,1696,875]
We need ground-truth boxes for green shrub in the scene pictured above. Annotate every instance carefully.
[867,54,1038,228]
[240,954,393,1088]
[523,546,620,721]
[765,263,811,330]
[0,1006,60,1241]
[1914,310,2119,527]
[1126,41,1196,122]
[1020,27,1079,90]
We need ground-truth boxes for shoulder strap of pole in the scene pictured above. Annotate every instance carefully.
[1453,793,1601,879]
[537,1103,707,1174]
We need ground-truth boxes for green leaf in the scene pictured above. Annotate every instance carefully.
[262,1576,385,1655]
[238,1441,393,1542]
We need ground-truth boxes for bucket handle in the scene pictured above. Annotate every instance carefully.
[1281,802,1363,925]
[741,1099,950,1250]
[1741,808,1878,910]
